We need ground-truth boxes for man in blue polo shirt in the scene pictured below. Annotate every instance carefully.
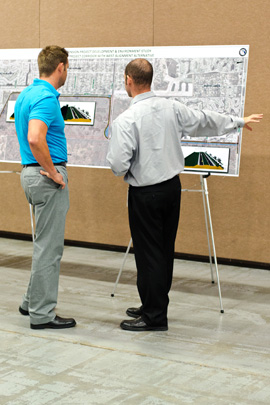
[15,45,76,330]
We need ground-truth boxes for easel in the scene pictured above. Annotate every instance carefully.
[111,173,224,313]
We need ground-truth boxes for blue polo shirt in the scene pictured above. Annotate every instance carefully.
[15,78,67,165]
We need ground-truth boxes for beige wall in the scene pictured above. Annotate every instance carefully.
[0,0,269,264]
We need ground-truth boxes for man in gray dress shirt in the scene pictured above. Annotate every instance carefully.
[107,58,262,332]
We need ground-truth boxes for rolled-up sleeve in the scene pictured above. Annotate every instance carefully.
[175,102,245,138]
[106,119,137,177]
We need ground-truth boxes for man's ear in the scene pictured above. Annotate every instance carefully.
[57,62,64,73]
[126,75,132,86]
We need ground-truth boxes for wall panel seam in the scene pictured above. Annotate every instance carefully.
[153,0,155,45]
[39,0,41,47]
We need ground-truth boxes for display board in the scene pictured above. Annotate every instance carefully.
[0,45,248,175]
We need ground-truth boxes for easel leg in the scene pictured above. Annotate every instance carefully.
[201,176,214,283]
[29,204,35,242]
[111,237,132,297]
[201,175,224,313]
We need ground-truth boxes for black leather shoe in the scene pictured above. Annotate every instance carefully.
[19,306,29,316]
[31,315,76,330]
[120,316,168,332]
[126,306,143,318]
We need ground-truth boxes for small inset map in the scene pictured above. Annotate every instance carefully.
[6,100,96,126]
[60,101,96,126]
[183,146,230,173]
[6,100,16,122]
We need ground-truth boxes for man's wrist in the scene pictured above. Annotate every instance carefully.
[49,167,59,178]
[234,117,245,129]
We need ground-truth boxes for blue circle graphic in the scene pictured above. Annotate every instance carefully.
[239,48,247,56]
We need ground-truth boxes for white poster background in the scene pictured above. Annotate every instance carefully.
[0,45,248,175]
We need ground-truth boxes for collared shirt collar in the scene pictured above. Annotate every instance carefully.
[33,78,60,99]
[130,91,156,106]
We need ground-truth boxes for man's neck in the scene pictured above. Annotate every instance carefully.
[39,75,59,90]
[131,87,151,98]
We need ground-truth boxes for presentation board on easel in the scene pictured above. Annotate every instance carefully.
[0,45,248,176]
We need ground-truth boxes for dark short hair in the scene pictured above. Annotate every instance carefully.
[125,58,153,87]
[38,45,69,77]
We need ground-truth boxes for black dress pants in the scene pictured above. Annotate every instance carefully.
[128,175,181,326]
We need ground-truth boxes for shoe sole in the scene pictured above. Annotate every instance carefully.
[31,321,76,330]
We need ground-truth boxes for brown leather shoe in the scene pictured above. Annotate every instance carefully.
[120,316,168,331]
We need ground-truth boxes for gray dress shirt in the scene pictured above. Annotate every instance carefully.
[106,91,244,187]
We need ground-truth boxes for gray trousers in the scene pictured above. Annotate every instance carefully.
[20,165,69,325]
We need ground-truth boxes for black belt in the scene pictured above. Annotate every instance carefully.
[22,162,66,168]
